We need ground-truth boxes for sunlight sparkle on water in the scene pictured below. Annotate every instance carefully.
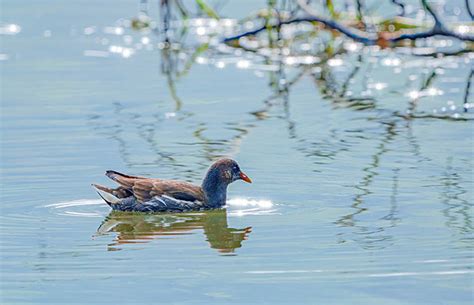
[195,56,207,64]
[109,45,123,53]
[456,25,471,35]
[408,91,420,99]
[121,48,133,58]
[83,26,95,35]
[215,61,226,69]
[196,27,206,36]
[227,198,273,208]
[382,57,401,66]
[236,60,251,69]
[284,56,297,65]
[328,58,343,67]
[426,87,443,96]
[104,26,124,35]
[220,19,236,27]
[369,82,388,90]
[0,24,21,35]
[344,42,359,52]
[226,198,276,216]
[208,19,218,28]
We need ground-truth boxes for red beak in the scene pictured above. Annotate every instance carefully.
[239,172,252,183]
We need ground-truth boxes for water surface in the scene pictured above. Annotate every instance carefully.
[1,1,473,304]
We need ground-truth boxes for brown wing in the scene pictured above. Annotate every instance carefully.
[105,170,204,203]
[126,179,203,203]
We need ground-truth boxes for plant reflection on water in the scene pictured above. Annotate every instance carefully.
[86,0,472,251]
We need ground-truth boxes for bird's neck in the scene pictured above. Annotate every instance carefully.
[202,171,228,208]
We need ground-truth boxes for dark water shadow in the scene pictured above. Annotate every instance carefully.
[96,209,252,254]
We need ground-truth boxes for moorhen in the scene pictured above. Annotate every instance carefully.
[92,158,252,212]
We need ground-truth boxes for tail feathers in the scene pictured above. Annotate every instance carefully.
[105,170,144,188]
[105,170,144,180]
[92,184,121,206]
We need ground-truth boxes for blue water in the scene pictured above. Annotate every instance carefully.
[1,1,473,304]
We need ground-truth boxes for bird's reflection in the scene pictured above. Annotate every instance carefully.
[96,209,252,254]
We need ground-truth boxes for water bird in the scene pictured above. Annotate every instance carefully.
[92,158,252,212]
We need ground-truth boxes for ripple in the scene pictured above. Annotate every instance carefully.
[46,197,276,217]
[244,269,474,278]
[45,199,104,209]
[45,199,106,217]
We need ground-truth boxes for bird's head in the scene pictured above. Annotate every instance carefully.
[207,158,252,185]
